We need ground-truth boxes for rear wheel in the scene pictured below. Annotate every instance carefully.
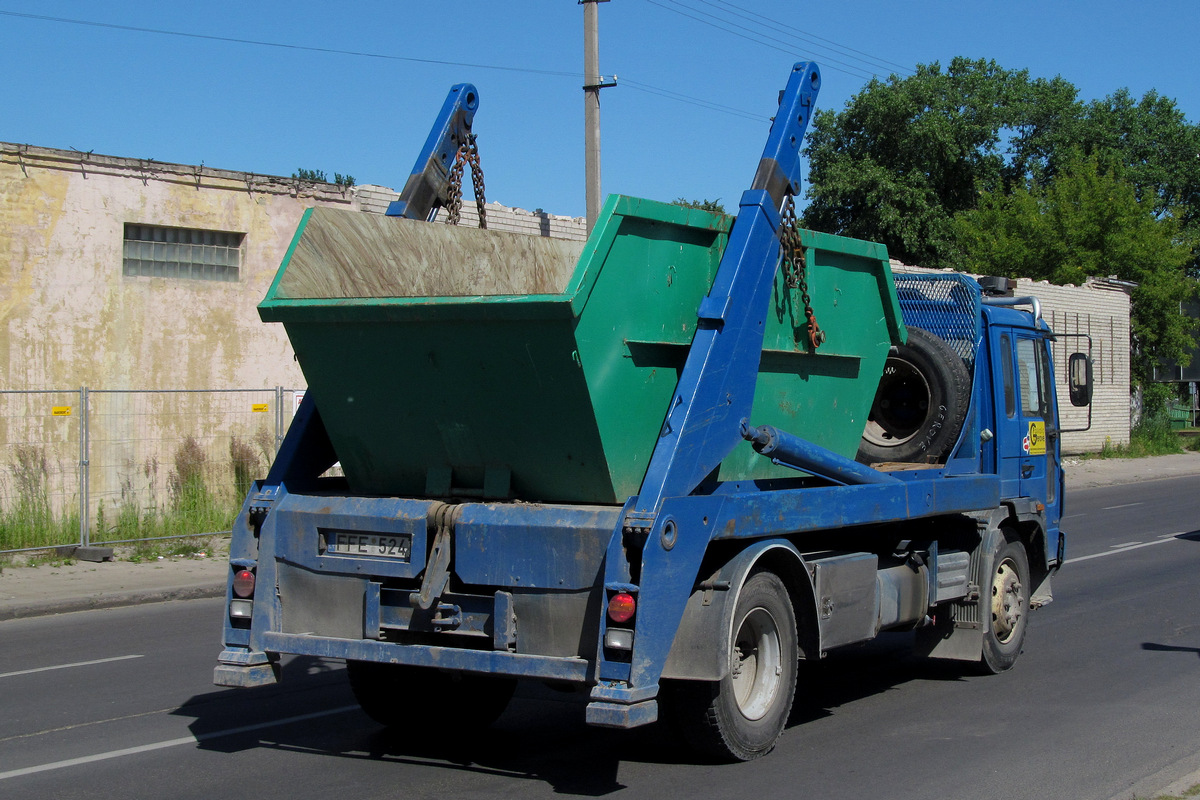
[978,530,1030,674]
[346,661,516,731]
[662,571,797,761]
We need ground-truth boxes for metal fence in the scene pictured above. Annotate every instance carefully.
[0,388,302,555]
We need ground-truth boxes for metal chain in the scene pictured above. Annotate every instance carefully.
[444,134,487,229]
[466,135,487,229]
[445,152,464,225]
[780,192,825,349]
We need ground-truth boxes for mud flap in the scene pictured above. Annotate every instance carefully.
[913,609,982,662]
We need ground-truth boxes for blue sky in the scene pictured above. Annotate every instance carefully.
[3,1,1197,219]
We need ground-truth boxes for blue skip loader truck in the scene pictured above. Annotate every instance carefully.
[214,63,1093,760]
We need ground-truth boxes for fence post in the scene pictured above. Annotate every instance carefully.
[275,386,283,451]
[79,385,90,547]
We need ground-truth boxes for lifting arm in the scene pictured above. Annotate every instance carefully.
[632,62,821,514]
[386,83,480,221]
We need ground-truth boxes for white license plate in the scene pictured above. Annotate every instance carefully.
[325,531,412,560]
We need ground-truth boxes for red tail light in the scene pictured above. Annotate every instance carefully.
[232,568,256,598]
[607,592,636,623]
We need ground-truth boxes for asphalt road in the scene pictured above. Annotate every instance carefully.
[1,475,1198,800]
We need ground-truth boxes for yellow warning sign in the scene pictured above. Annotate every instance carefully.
[52,406,72,417]
[252,403,270,413]
[1026,420,1046,455]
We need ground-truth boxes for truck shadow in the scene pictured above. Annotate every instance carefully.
[177,657,643,794]
[789,631,973,726]
[176,638,972,792]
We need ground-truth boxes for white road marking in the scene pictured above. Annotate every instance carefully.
[0,654,144,680]
[1068,534,1184,563]
[1101,502,1143,510]
[0,708,174,745]
[0,704,360,781]
[1110,541,1143,548]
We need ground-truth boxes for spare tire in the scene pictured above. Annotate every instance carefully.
[857,326,970,465]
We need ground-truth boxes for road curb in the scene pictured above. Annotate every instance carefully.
[1108,747,1200,800]
[0,582,225,622]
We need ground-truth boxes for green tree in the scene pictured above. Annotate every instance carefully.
[1074,90,1200,272]
[1077,90,1200,212]
[802,57,1200,275]
[954,151,1197,386]
[802,57,1080,268]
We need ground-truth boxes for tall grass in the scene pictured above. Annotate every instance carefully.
[90,435,250,544]
[1098,413,1184,458]
[2,430,272,553]
[0,445,81,552]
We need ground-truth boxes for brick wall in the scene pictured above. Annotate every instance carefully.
[353,185,587,241]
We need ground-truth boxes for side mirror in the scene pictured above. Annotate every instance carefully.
[1068,353,1093,407]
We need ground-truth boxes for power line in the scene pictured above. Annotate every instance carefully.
[0,9,773,124]
[700,0,914,76]
[0,10,580,78]
[620,79,767,122]
[644,0,879,82]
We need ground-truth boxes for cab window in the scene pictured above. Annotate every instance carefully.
[1000,334,1015,418]
[1016,337,1048,418]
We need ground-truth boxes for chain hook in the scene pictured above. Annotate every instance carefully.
[779,192,823,350]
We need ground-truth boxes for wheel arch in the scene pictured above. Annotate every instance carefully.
[1013,517,1054,605]
[662,539,819,681]
[986,503,1052,603]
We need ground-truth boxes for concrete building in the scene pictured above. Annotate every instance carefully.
[1,143,343,392]
[1018,276,1132,452]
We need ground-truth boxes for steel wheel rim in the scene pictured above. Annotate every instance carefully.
[863,357,931,447]
[731,606,783,720]
[991,557,1025,643]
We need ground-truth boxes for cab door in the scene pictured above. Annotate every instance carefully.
[994,330,1061,527]
[1014,333,1061,527]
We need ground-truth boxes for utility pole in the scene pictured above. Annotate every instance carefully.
[582,0,615,234]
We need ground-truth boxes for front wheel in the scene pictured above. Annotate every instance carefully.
[662,571,798,761]
[978,530,1030,674]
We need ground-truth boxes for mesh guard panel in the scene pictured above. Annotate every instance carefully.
[894,273,982,364]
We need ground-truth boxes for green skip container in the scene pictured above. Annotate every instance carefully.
[260,195,904,504]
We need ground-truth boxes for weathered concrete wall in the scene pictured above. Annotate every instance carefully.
[0,144,592,534]
[0,144,365,530]
[0,147,588,395]
[0,143,352,391]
